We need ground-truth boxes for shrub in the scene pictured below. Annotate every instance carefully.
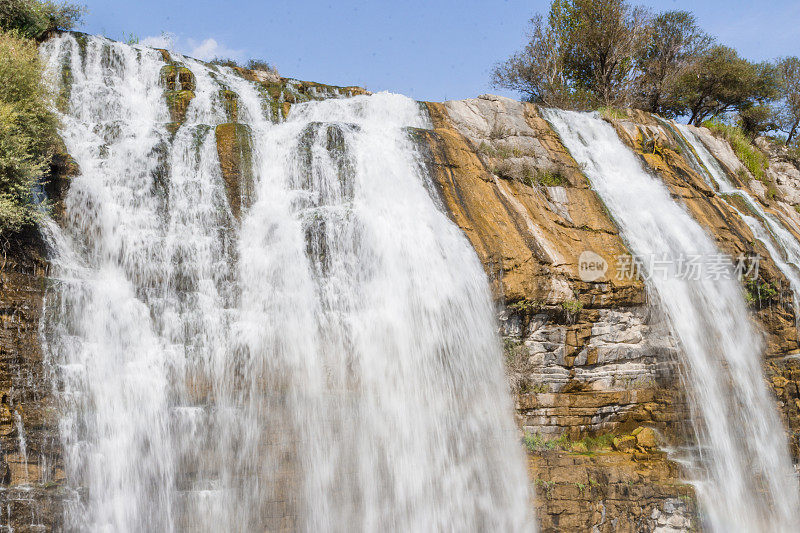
[210,57,240,68]
[597,106,628,120]
[492,160,515,180]
[0,30,58,234]
[561,299,583,314]
[524,168,565,187]
[509,298,543,314]
[522,432,570,452]
[578,433,616,451]
[245,58,278,74]
[744,278,778,308]
[522,431,616,454]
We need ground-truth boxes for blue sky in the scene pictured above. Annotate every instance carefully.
[79,0,800,102]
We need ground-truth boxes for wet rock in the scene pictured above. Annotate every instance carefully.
[215,123,253,218]
[165,89,195,124]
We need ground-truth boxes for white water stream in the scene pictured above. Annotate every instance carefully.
[675,123,800,314]
[38,34,531,532]
[544,109,800,532]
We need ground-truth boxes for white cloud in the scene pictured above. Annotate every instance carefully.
[138,34,244,62]
[186,37,244,61]
[140,32,176,50]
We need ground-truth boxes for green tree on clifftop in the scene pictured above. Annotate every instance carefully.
[776,57,800,144]
[0,0,83,39]
[493,0,780,130]
[634,10,712,117]
[492,0,649,108]
[675,46,779,126]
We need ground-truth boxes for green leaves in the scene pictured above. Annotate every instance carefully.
[0,0,85,40]
[0,29,60,234]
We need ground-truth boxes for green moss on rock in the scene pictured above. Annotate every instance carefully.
[215,123,253,218]
[164,89,195,124]
[165,122,181,136]
[160,65,195,92]
[219,89,238,123]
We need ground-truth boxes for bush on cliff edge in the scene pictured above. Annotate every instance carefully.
[0,0,83,40]
[0,0,83,237]
[0,31,57,234]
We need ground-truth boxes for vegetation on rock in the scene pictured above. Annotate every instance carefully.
[0,30,56,234]
[0,0,84,40]
[210,57,279,77]
[0,0,83,236]
[523,431,625,454]
[703,119,769,182]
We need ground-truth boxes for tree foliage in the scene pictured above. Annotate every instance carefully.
[490,13,572,107]
[492,0,648,108]
[0,0,84,40]
[0,30,58,234]
[635,10,711,116]
[776,57,800,144]
[493,0,780,130]
[676,46,779,125]
[0,0,83,236]
[559,0,650,106]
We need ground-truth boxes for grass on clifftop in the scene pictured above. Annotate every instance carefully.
[702,119,769,183]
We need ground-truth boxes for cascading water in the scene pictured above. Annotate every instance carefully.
[38,34,532,531]
[674,123,800,313]
[544,109,800,532]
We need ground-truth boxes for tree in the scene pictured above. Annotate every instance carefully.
[0,0,83,235]
[0,0,84,40]
[635,10,712,117]
[0,30,58,234]
[560,0,650,106]
[490,13,571,106]
[738,104,777,138]
[675,46,779,125]
[776,57,800,144]
[492,0,649,108]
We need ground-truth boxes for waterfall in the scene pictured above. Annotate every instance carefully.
[38,34,532,531]
[674,123,800,317]
[544,109,800,532]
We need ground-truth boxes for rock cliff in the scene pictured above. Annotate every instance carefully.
[418,95,800,532]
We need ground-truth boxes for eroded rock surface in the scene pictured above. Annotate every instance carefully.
[419,96,701,531]
[0,233,64,532]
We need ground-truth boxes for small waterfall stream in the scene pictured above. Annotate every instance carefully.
[38,34,532,531]
[544,109,800,532]
[674,123,800,316]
